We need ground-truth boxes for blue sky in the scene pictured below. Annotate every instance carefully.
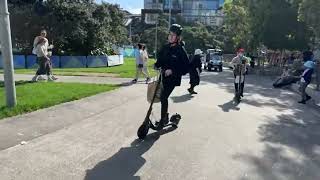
[96,0,225,14]
[96,0,143,14]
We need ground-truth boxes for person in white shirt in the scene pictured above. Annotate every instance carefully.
[142,45,150,82]
[32,37,56,81]
[231,48,248,99]
[132,43,150,83]
[32,30,57,81]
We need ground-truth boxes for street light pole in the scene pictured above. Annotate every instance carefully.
[0,0,17,107]
[168,0,172,30]
[155,18,158,59]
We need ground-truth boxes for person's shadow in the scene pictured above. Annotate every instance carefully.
[171,94,194,103]
[218,100,240,112]
[84,127,177,180]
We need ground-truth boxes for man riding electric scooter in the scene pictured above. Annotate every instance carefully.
[154,24,190,129]
[231,48,248,102]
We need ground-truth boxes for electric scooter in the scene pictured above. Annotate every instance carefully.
[234,62,245,104]
[137,71,181,140]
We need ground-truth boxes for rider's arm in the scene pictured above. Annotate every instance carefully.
[155,46,165,69]
[231,57,238,67]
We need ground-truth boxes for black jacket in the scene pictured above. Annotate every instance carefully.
[155,43,189,86]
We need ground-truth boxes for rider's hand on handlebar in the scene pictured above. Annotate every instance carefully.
[165,69,173,77]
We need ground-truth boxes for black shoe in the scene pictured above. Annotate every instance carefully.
[298,100,306,104]
[132,79,137,83]
[191,91,198,94]
[155,113,169,130]
[146,78,150,84]
[306,95,312,101]
[240,93,244,97]
[188,88,197,94]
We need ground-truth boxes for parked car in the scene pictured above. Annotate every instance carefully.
[204,49,223,72]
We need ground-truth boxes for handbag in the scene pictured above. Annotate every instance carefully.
[147,73,162,103]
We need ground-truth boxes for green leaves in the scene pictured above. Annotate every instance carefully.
[223,0,312,51]
[8,0,128,56]
[298,0,320,41]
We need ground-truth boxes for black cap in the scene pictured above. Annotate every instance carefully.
[169,24,183,36]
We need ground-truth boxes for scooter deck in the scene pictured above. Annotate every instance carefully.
[150,114,181,130]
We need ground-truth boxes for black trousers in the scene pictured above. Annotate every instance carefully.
[234,74,245,95]
[160,82,175,119]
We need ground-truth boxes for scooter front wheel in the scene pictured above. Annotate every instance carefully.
[137,121,150,139]
[234,94,241,104]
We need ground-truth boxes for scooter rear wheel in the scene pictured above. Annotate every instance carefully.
[137,121,150,139]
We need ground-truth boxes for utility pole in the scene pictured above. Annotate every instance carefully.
[0,0,17,107]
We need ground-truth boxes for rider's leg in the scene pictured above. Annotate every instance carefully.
[160,83,176,125]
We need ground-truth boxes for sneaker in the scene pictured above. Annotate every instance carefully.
[298,100,306,104]
[306,95,312,102]
[51,76,58,80]
[38,76,46,81]
[32,75,39,82]
[47,76,55,81]
[188,88,197,94]
[132,79,137,83]
[155,113,169,130]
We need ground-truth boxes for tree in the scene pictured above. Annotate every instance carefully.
[298,0,320,43]
[8,0,128,55]
[222,0,251,52]
[223,0,311,52]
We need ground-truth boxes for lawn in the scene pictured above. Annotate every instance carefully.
[0,81,118,119]
[2,58,157,78]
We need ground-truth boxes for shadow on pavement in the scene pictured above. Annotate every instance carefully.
[171,93,194,103]
[218,100,240,112]
[233,107,320,179]
[202,70,320,179]
[0,80,32,87]
[84,127,177,180]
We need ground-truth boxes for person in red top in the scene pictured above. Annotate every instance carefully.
[231,48,248,99]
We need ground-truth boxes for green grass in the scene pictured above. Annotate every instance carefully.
[2,58,157,78]
[0,81,118,119]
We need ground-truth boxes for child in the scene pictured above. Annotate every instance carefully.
[298,60,315,104]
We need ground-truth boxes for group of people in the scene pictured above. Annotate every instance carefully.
[31,30,57,82]
[145,23,318,129]
[135,23,245,129]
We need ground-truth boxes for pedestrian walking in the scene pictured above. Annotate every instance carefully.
[32,29,57,81]
[298,60,315,104]
[132,43,150,83]
[188,49,202,94]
